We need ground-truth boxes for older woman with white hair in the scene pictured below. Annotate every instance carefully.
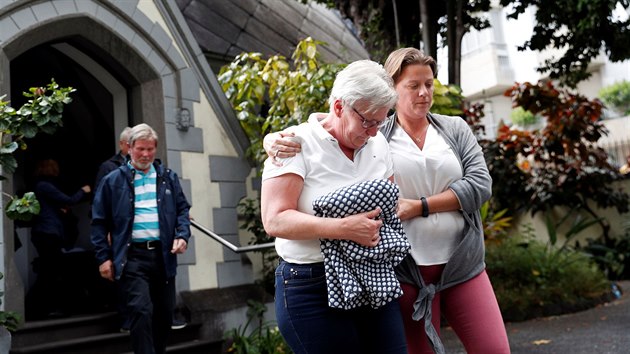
[261,60,409,354]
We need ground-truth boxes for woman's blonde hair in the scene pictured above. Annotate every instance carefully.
[384,47,437,83]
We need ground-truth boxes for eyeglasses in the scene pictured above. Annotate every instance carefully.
[351,107,390,129]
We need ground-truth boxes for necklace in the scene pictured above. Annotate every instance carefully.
[403,123,429,145]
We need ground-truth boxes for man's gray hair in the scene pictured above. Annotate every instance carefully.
[119,127,132,143]
[128,123,158,147]
[328,60,398,113]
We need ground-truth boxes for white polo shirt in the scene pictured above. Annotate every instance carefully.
[262,114,394,263]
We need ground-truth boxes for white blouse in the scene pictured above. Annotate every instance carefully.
[389,124,465,265]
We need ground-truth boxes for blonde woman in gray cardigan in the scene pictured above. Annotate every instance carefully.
[265,48,510,354]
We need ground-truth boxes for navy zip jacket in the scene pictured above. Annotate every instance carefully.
[91,160,191,280]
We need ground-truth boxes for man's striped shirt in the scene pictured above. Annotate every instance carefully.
[130,162,160,242]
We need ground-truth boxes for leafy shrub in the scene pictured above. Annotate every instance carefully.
[599,80,630,116]
[486,225,610,322]
[224,300,291,354]
[579,219,630,280]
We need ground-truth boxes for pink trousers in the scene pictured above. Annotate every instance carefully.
[399,265,511,354]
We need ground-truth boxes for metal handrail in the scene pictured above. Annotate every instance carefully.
[190,219,275,253]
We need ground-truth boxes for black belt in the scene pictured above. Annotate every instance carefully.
[131,240,161,250]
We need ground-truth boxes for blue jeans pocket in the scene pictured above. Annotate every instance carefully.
[275,261,327,311]
[276,261,325,287]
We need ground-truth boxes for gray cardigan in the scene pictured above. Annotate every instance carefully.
[381,112,492,353]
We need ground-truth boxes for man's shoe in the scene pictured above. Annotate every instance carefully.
[120,326,130,334]
[171,319,187,330]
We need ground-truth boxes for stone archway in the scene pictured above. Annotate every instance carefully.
[0,0,191,316]
[10,41,129,319]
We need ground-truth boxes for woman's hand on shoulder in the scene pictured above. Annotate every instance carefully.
[263,131,302,166]
[340,208,382,247]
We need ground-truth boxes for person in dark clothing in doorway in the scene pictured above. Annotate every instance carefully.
[31,159,91,318]
[94,126,132,190]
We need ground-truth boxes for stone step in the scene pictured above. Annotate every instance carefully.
[11,312,119,349]
[10,313,211,354]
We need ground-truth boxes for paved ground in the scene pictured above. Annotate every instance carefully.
[441,280,630,353]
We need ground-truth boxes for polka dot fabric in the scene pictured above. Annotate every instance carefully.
[313,178,410,309]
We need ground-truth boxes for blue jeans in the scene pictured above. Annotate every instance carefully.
[275,261,407,354]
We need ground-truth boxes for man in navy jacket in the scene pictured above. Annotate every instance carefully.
[91,123,191,354]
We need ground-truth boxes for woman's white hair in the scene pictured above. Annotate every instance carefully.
[328,60,398,113]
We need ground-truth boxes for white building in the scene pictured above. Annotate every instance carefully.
[451,3,630,165]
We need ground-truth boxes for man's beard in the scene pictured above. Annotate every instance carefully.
[132,159,153,171]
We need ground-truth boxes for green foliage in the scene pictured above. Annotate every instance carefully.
[579,219,630,280]
[431,80,464,116]
[509,106,538,126]
[0,273,20,332]
[0,79,74,222]
[480,201,512,242]
[218,37,343,166]
[544,208,602,249]
[224,300,291,354]
[501,0,630,87]
[0,79,74,331]
[486,225,610,321]
[355,4,392,64]
[484,81,629,242]
[0,80,75,176]
[599,80,630,116]
[5,192,40,222]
